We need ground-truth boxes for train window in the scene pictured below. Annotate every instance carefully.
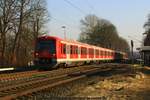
[66,45,70,54]
[102,51,104,56]
[104,51,107,56]
[84,48,87,54]
[108,52,110,56]
[89,48,94,55]
[92,49,94,55]
[76,46,78,54]
[109,52,111,56]
[70,45,78,54]
[112,52,114,56]
[89,49,91,55]
[75,46,78,54]
[81,47,87,55]
[78,47,80,54]
[63,44,66,54]
[36,40,56,54]
[96,50,99,56]
[81,47,83,55]
[70,45,73,54]
[101,51,103,56]
[61,44,63,54]
[61,44,66,54]
[111,52,112,56]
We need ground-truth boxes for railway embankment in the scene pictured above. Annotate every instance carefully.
[0,64,149,100]
[72,65,150,100]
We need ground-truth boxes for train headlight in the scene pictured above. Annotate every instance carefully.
[52,54,56,56]
[35,53,39,56]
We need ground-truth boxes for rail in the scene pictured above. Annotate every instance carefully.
[0,67,110,100]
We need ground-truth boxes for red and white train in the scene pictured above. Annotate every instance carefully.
[34,36,128,69]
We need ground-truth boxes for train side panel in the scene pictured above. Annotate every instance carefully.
[34,36,128,69]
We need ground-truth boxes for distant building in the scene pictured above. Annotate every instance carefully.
[141,46,150,66]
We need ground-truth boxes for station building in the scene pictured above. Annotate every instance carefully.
[141,46,150,66]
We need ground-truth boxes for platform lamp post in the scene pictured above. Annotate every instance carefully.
[62,26,66,39]
[131,40,134,64]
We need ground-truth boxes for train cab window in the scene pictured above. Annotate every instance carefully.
[36,40,56,54]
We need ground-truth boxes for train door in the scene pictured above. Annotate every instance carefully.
[66,44,70,61]
[78,46,81,59]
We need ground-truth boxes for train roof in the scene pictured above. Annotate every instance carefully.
[38,35,61,40]
[37,35,124,53]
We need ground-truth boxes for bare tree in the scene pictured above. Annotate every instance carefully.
[11,0,49,65]
[79,14,129,53]
[143,14,150,46]
[0,0,16,65]
[0,0,49,66]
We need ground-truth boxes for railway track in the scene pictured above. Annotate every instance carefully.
[0,70,39,81]
[0,63,128,99]
[0,63,117,81]
[0,65,112,100]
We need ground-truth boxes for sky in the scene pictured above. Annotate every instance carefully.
[45,0,150,50]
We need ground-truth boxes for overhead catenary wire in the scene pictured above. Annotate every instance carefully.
[47,0,102,39]
[63,0,87,15]
[50,16,79,30]
[49,16,81,40]
[50,0,97,31]
[86,0,96,14]
[128,35,143,43]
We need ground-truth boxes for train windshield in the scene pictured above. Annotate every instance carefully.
[36,40,56,54]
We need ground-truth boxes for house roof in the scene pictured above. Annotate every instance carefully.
[141,46,150,51]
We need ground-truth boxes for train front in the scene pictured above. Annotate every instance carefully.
[34,36,57,69]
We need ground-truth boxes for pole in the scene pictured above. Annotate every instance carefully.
[62,26,66,39]
[131,40,134,64]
